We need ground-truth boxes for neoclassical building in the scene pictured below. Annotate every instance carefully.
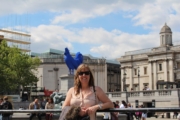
[118,23,180,91]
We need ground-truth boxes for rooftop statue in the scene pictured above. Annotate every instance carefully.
[64,48,83,74]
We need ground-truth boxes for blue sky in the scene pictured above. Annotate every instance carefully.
[0,0,180,59]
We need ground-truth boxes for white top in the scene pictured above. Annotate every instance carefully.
[103,112,110,119]
[146,87,150,90]
[120,104,125,108]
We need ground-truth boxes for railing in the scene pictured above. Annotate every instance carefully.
[0,108,180,113]
[0,108,179,120]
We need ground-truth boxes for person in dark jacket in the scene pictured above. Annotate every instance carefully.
[1,96,13,120]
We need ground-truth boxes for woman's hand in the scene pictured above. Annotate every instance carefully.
[86,105,99,115]
[79,107,87,116]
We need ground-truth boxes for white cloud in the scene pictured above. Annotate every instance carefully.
[1,0,180,59]
[132,0,180,31]
[30,25,161,58]
[0,0,154,24]
[30,25,73,52]
[90,31,159,58]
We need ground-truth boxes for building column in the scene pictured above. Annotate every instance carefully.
[153,61,157,90]
[121,69,124,91]
[164,60,168,82]
[54,67,59,90]
[148,61,153,90]
[169,59,174,82]
[104,64,107,92]
[129,67,133,90]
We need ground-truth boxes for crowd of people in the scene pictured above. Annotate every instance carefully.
[102,100,147,120]
[29,97,55,120]
[0,96,55,120]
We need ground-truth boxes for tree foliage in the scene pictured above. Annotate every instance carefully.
[0,40,41,94]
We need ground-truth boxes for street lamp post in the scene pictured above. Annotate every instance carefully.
[35,84,37,98]
[138,67,140,91]
[40,75,43,88]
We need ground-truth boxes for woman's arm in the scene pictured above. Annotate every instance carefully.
[86,86,114,114]
[96,86,114,109]
[62,87,73,108]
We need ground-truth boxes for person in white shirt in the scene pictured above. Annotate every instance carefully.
[144,86,150,90]
[120,100,126,108]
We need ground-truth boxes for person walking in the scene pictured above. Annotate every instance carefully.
[29,98,41,120]
[45,98,54,120]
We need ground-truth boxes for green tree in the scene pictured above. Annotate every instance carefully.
[0,40,41,94]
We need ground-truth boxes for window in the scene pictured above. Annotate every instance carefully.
[166,35,168,42]
[177,62,180,69]
[134,69,137,75]
[158,84,164,90]
[144,67,147,74]
[134,85,138,91]
[162,35,164,41]
[159,64,162,71]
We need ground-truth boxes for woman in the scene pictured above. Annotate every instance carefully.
[61,64,114,120]
[45,98,54,120]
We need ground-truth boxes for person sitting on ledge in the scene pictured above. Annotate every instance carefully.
[29,98,41,120]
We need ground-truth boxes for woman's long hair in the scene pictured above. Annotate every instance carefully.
[65,106,81,120]
[74,64,95,95]
[48,97,54,104]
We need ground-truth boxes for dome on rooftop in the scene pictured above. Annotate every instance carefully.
[160,23,172,34]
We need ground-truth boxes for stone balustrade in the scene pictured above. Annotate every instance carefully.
[107,89,175,98]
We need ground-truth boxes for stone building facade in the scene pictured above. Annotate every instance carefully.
[31,49,120,95]
[118,23,180,91]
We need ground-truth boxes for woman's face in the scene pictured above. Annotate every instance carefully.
[49,99,52,103]
[78,68,90,86]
